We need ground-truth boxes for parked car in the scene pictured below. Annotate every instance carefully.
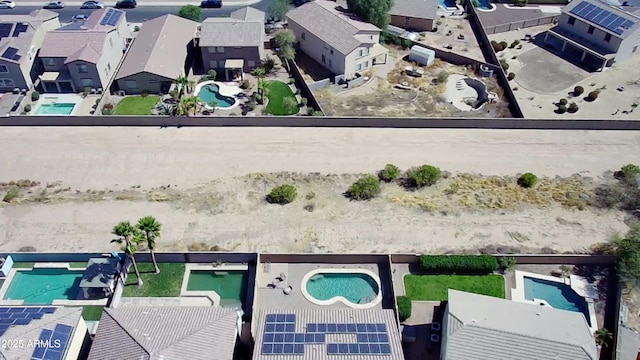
[44,1,64,9]
[200,0,222,8]
[115,0,136,8]
[72,14,89,21]
[80,1,104,8]
[0,1,16,9]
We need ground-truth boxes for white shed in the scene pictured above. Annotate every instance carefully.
[408,45,435,67]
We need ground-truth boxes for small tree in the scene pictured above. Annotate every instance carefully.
[517,172,537,188]
[397,296,412,322]
[568,102,579,113]
[178,5,201,22]
[378,164,401,182]
[437,71,449,83]
[346,175,381,201]
[507,72,515,81]
[207,69,217,81]
[31,91,40,102]
[252,67,266,96]
[406,165,441,188]
[24,104,31,113]
[499,41,508,50]
[267,0,290,21]
[587,91,599,101]
[274,29,296,70]
[573,85,584,96]
[267,184,297,204]
[595,328,613,348]
[347,0,393,29]
[559,98,568,105]
[557,104,567,114]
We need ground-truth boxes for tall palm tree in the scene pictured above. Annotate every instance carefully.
[111,221,143,286]
[252,68,266,96]
[181,96,200,116]
[595,328,613,348]
[208,99,218,113]
[174,76,195,98]
[136,216,162,274]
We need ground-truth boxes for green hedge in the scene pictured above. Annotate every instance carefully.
[397,296,412,322]
[419,255,498,274]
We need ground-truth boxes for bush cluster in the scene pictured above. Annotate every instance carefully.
[378,164,401,183]
[380,32,413,49]
[568,102,579,113]
[491,40,507,52]
[588,91,599,101]
[31,91,39,102]
[406,165,441,188]
[614,164,640,183]
[346,175,381,201]
[517,172,538,188]
[559,98,568,105]
[397,296,412,322]
[266,184,297,204]
[499,59,509,71]
[419,255,499,274]
[573,85,584,96]
[557,104,567,114]
[498,256,516,272]
[507,72,515,81]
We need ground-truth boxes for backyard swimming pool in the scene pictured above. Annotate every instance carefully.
[3,268,83,304]
[186,270,248,307]
[524,277,591,326]
[439,0,457,8]
[304,272,380,306]
[197,84,236,109]
[34,103,76,115]
[476,0,494,10]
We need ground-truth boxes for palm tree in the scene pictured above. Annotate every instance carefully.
[136,216,162,274]
[111,221,144,286]
[180,96,200,116]
[174,76,195,98]
[208,99,218,113]
[252,67,266,96]
[595,328,613,348]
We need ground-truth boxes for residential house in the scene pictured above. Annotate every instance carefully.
[252,309,405,359]
[88,307,243,360]
[38,7,131,93]
[286,0,389,79]
[0,306,87,360]
[441,290,598,360]
[199,6,265,80]
[115,14,198,94]
[544,0,640,70]
[0,10,60,92]
[389,0,439,32]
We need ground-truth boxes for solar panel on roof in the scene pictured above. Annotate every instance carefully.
[31,323,73,360]
[0,23,12,38]
[2,47,18,60]
[12,23,28,37]
[569,1,637,35]
[107,11,122,26]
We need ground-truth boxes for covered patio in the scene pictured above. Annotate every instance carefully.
[224,59,244,81]
[77,257,122,300]
[544,29,614,72]
[40,70,75,93]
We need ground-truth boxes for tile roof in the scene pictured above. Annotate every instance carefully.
[116,14,197,81]
[0,306,82,360]
[443,290,598,360]
[390,0,439,20]
[199,18,264,47]
[286,0,381,55]
[88,307,240,360]
[252,308,404,360]
[0,10,59,64]
[231,6,266,22]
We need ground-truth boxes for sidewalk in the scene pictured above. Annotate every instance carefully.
[16,0,260,7]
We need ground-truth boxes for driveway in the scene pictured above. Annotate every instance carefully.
[515,47,588,94]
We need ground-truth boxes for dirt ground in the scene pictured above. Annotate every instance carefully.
[315,56,512,118]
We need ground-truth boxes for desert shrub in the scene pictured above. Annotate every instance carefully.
[588,91,599,101]
[24,104,31,113]
[266,184,297,204]
[419,255,499,274]
[301,97,308,107]
[400,38,413,49]
[378,164,401,182]
[614,164,640,185]
[568,102,579,113]
[240,79,251,89]
[491,40,500,52]
[499,41,508,50]
[498,256,516,273]
[305,191,316,200]
[559,98,568,105]
[437,71,449,83]
[261,57,276,73]
[517,172,538,188]
[256,93,263,104]
[397,296,412,322]
[573,85,584,96]
[499,59,509,71]
[288,78,295,85]
[557,104,567,114]
[307,108,314,116]
[507,72,515,81]
[345,175,381,201]
[31,91,40,102]
[406,165,441,188]
[134,25,140,32]
[2,187,19,203]
[312,111,323,116]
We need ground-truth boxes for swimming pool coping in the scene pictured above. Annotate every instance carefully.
[180,263,249,307]
[32,94,83,116]
[300,268,383,309]
[194,80,241,110]
[512,270,598,333]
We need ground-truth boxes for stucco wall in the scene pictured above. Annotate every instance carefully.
[201,46,262,75]
[390,15,434,32]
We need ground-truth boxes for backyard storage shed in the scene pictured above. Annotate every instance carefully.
[408,45,435,66]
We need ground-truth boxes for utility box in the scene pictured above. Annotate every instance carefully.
[408,45,435,67]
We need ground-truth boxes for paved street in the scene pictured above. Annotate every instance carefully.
[0,0,271,22]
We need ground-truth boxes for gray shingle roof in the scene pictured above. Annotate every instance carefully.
[443,290,598,360]
[252,309,404,360]
[116,14,198,81]
[231,6,266,22]
[199,17,263,47]
[390,0,439,20]
[88,307,240,360]
[286,0,381,55]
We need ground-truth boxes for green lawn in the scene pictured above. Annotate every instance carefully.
[122,263,185,297]
[113,95,160,115]
[82,306,104,321]
[404,275,505,301]
[264,80,299,115]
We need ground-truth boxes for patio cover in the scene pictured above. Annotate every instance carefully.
[41,72,59,81]
[79,257,121,289]
[224,59,244,69]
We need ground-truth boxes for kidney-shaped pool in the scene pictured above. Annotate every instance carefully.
[301,269,382,309]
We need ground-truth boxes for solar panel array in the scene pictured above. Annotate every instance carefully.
[12,23,28,37]
[261,314,393,356]
[0,307,57,336]
[569,1,636,35]
[0,23,13,38]
[31,323,74,360]
[100,9,122,26]
[2,47,21,61]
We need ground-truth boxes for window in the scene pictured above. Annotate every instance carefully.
[355,63,362,71]
[302,32,305,40]
[44,58,55,66]
[109,38,114,48]
[604,33,611,42]
[208,47,216,53]
[364,61,369,69]
[329,59,332,68]
[107,63,111,72]
[77,64,88,73]
[357,48,369,58]
[358,49,363,57]
[330,49,333,55]
[633,45,638,53]
[588,25,594,34]
[209,60,218,68]
[248,60,255,67]
[0,65,7,73]
[149,79,158,84]
[217,47,225,53]
[125,80,137,88]
[1,78,14,87]
[404,17,410,25]
[321,54,325,63]
[568,16,575,25]
[81,78,93,87]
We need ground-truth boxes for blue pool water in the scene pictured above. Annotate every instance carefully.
[4,268,83,304]
[477,0,492,9]
[35,103,75,115]
[439,0,457,8]
[306,273,379,305]
[198,84,236,108]
[524,277,591,326]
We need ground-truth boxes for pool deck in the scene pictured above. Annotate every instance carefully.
[193,80,242,110]
[179,263,249,307]
[256,263,387,311]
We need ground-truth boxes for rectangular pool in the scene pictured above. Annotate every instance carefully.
[524,277,591,326]
[3,268,83,304]
[35,103,76,115]
[186,270,248,307]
